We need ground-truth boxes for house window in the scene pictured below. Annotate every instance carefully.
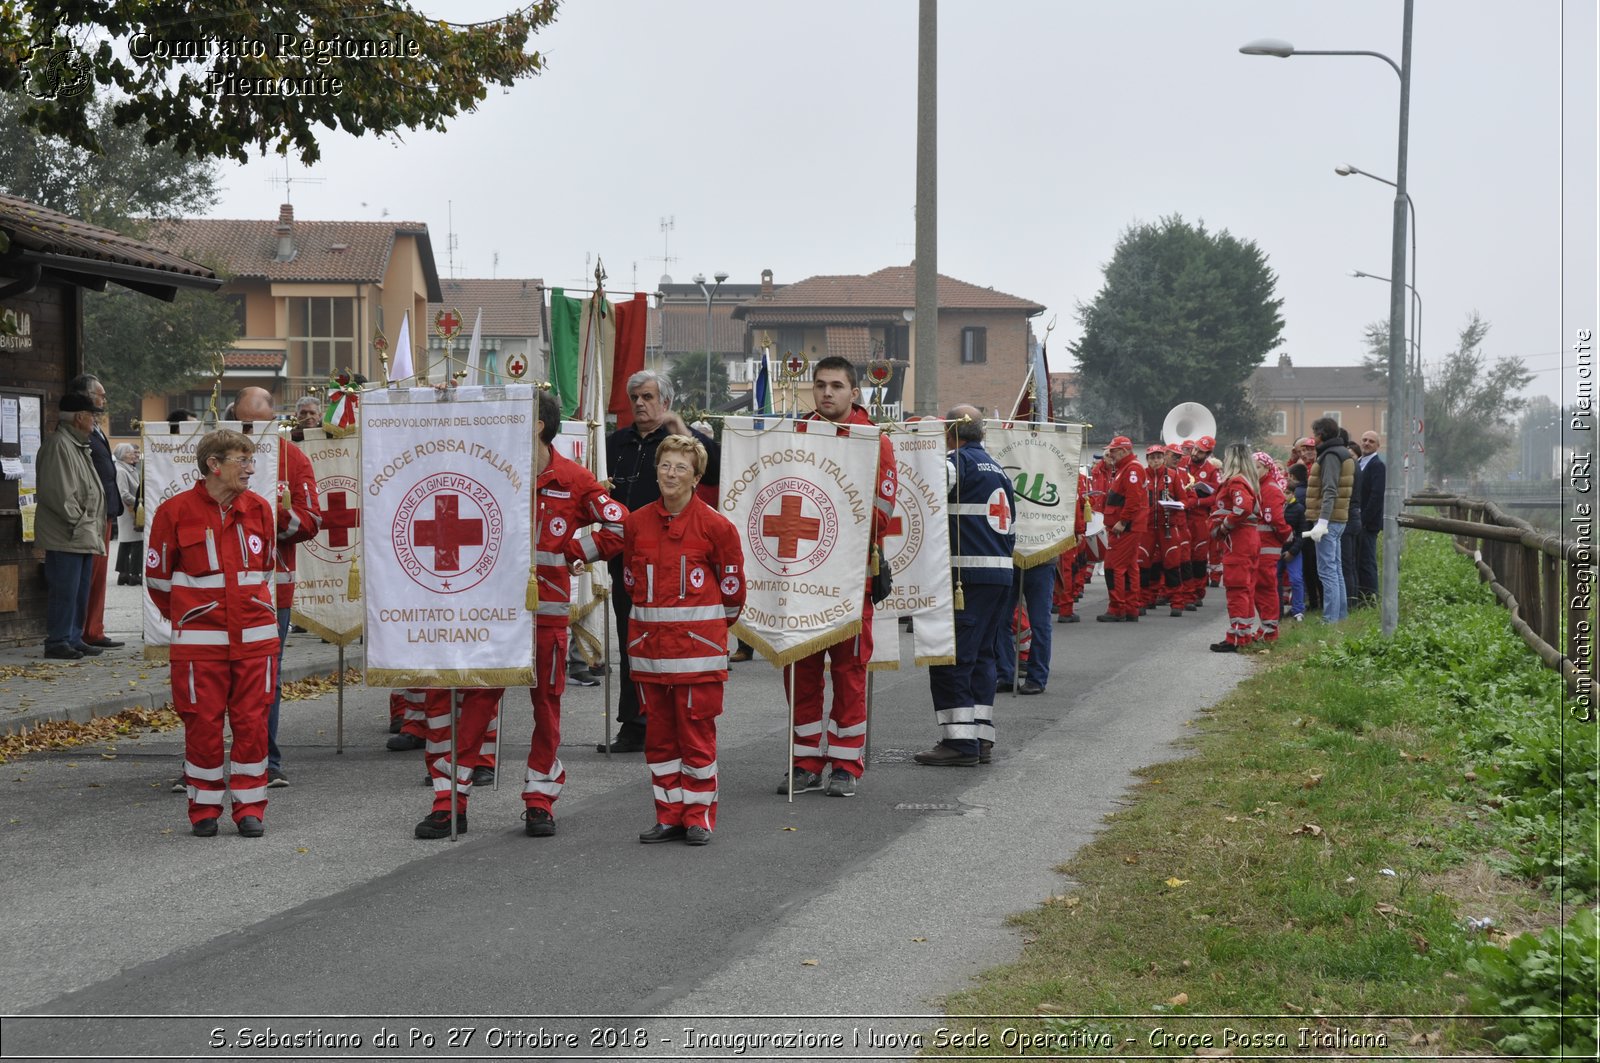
[1322,410,1342,425]
[224,294,247,333]
[1270,409,1287,436]
[777,329,805,360]
[1380,409,1388,435]
[288,297,357,380]
[961,326,987,364]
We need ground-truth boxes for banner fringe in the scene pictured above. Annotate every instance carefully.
[365,667,535,688]
[1016,536,1076,569]
[914,654,957,668]
[288,611,362,648]
[732,619,862,670]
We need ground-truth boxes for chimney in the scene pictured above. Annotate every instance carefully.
[273,203,296,263]
[1278,352,1293,371]
[760,268,774,297]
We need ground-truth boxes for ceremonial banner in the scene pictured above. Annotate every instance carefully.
[140,421,279,662]
[360,387,536,687]
[722,416,879,667]
[290,427,362,646]
[555,419,611,667]
[869,418,956,669]
[984,420,1087,568]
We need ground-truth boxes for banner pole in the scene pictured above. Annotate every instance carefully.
[863,671,874,775]
[602,603,613,759]
[492,695,501,792]
[449,689,459,843]
[335,645,345,754]
[1013,583,1024,699]
[786,664,796,803]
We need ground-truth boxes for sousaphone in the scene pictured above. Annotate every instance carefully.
[1161,402,1215,446]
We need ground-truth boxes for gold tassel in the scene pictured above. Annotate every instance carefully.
[346,556,361,601]
[953,576,965,612]
[869,544,880,577]
[526,567,539,611]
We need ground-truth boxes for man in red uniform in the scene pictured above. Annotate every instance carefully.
[1054,470,1093,623]
[780,357,895,798]
[1153,443,1194,616]
[1189,435,1223,596]
[234,388,322,788]
[414,391,627,839]
[1097,437,1148,622]
[146,429,280,837]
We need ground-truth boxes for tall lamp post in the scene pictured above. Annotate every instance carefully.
[694,271,728,412]
[1339,163,1424,494]
[1241,0,1414,641]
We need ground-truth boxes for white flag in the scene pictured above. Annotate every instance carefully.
[140,420,278,661]
[289,427,363,646]
[984,419,1086,568]
[359,387,535,687]
[868,417,956,668]
[388,310,414,384]
[463,307,483,386]
[721,416,878,666]
[555,419,612,666]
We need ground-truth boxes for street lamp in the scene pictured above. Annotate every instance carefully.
[695,271,728,412]
[1338,163,1424,494]
[1240,0,1414,641]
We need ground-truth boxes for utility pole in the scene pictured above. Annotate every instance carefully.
[913,0,938,416]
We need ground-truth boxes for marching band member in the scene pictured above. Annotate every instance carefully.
[1208,443,1262,653]
[626,434,745,846]
[1097,437,1148,622]
[146,430,280,837]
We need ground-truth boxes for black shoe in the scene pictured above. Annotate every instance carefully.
[1209,641,1238,653]
[43,645,83,660]
[388,717,403,734]
[1138,608,1148,616]
[1124,613,1138,622]
[415,810,467,839]
[1058,613,1080,623]
[72,643,104,656]
[597,729,645,754]
[236,816,264,838]
[266,767,288,788]
[289,624,309,634]
[913,745,979,767]
[1018,679,1044,695]
[386,732,425,752]
[639,822,686,844]
[523,807,556,837]
[978,739,993,764]
[470,766,495,787]
[567,668,600,687]
[777,767,825,794]
[685,825,712,846]
[1095,613,1122,623]
[1170,608,1185,617]
[728,647,754,663]
[1184,603,1199,611]
[84,637,124,648]
[995,680,1014,693]
[192,818,218,837]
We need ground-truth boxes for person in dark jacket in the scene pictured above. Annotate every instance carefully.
[1355,430,1386,604]
[1338,428,1364,611]
[1304,418,1355,623]
[1283,462,1308,620]
[67,374,124,649]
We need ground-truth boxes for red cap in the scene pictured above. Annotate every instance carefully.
[1197,435,1216,450]
[1182,439,1196,448]
[1145,443,1164,455]
[1166,444,1185,455]
[1296,437,1315,448]
[1108,435,1133,449]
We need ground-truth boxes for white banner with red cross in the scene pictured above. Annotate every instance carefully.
[289,427,362,647]
[983,419,1087,568]
[359,387,536,687]
[720,415,879,668]
[139,420,279,662]
[868,418,956,669]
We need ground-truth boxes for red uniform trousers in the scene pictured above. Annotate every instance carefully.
[1254,546,1283,641]
[83,521,111,642]
[423,688,501,814]
[638,680,721,830]
[522,626,569,813]
[172,655,273,826]
[1220,527,1262,645]
[389,689,427,738]
[1105,531,1141,618]
[1186,514,1210,602]
[1162,524,1193,609]
[1053,550,1076,617]
[784,599,872,779]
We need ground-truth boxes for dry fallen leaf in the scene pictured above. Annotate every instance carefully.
[1123,854,1140,865]
[910,937,926,943]
[1223,815,1239,823]
[800,959,818,967]
[781,826,797,832]
[1165,877,1190,888]
[1168,992,1189,1006]
[1290,823,1324,837]
[296,847,309,854]
[1302,773,1323,789]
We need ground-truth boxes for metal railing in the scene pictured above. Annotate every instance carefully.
[1401,492,1594,701]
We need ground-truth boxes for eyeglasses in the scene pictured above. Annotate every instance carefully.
[218,455,256,467]
[657,462,695,475]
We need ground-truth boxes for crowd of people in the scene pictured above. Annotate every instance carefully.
[34,364,1386,845]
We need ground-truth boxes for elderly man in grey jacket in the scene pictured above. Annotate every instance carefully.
[36,393,108,660]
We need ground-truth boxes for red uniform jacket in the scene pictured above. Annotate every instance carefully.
[623,496,745,687]
[801,404,896,556]
[1087,461,1111,512]
[1256,479,1292,553]
[1103,453,1149,535]
[1210,475,1260,542]
[273,440,322,609]
[146,481,280,661]
[535,450,627,628]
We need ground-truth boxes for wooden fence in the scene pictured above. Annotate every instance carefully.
[1401,493,1594,701]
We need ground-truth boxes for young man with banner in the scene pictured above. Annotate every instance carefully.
[917,407,1015,766]
[626,434,744,845]
[778,357,895,798]
[145,430,281,838]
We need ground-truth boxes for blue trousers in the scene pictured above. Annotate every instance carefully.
[994,562,1054,688]
[1316,523,1349,622]
[1282,553,1305,617]
[267,607,290,772]
[928,582,1009,756]
[44,550,95,650]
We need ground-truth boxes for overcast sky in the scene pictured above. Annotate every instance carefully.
[207,0,1597,408]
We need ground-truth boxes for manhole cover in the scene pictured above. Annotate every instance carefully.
[891,800,974,815]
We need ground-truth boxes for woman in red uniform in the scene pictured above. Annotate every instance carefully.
[1252,451,1293,644]
[1208,443,1262,653]
[146,430,280,836]
[624,435,746,846]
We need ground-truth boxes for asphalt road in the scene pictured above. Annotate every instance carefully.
[0,586,1253,1062]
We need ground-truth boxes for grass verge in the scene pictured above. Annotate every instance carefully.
[935,532,1596,1057]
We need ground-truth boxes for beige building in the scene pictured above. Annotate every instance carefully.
[1251,353,1389,447]
[427,277,544,386]
[147,204,442,417]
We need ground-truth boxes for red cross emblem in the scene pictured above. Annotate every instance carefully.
[506,354,527,379]
[762,495,822,560]
[884,514,904,540]
[393,472,504,594]
[414,493,483,572]
[305,475,361,564]
[987,487,1011,532]
[434,308,463,339]
[746,476,839,578]
[323,491,360,549]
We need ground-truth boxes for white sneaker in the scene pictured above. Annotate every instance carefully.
[1292,613,1305,622]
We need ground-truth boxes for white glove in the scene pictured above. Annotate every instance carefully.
[1305,518,1330,543]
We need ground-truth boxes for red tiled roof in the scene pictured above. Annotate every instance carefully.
[733,265,1044,317]
[225,350,285,371]
[147,207,442,299]
[659,303,746,355]
[738,309,895,327]
[431,277,544,338]
[0,191,218,290]
[1251,364,1387,402]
